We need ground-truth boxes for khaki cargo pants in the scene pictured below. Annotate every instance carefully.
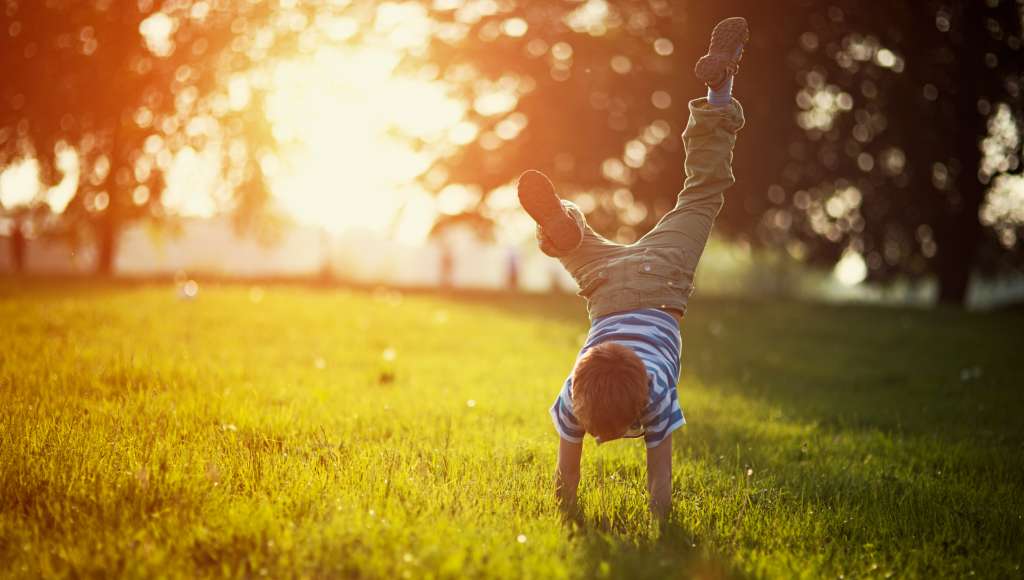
[540,98,745,319]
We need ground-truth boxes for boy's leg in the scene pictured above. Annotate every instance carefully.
[518,170,583,254]
[633,99,745,255]
[634,17,747,272]
[538,202,623,273]
[519,170,623,275]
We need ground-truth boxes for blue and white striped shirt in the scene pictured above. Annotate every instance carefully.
[549,308,685,448]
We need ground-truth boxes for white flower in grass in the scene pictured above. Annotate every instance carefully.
[709,320,724,337]
[959,366,983,382]
[516,534,527,544]
[179,279,199,300]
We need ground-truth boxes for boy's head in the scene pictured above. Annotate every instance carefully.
[571,342,648,440]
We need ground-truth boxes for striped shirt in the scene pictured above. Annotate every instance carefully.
[549,308,685,448]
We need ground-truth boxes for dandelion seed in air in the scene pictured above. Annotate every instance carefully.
[403,553,414,563]
[382,348,397,362]
[517,534,527,544]
[466,399,477,408]
[314,357,326,370]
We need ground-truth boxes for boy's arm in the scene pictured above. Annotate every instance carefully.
[646,437,673,520]
[555,437,583,512]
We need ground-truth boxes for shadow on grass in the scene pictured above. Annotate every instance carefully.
[566,514,748,580]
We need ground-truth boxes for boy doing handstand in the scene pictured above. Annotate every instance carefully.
[518,17,749,519]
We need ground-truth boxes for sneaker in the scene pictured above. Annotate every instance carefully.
[694,17,749,89]
[517,170,582,253]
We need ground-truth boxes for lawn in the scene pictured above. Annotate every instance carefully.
[0,279,1021,579]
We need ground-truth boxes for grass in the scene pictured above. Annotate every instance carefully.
[0,279,1022,579]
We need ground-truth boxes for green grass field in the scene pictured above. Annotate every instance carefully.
[1,280,1022,579]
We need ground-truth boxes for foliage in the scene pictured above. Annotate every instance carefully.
[0,1,288,272]
[418,0,1024,304]
[775,0,1024,303]
[1,0,1022,301]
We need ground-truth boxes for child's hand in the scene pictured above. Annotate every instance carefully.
[646,437,673,520]
[555,437,582,513]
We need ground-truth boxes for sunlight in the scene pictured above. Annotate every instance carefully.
[833,248,868,286]
[263,43,464,242]
[0,159,40,209]
[139,3,470,244]
[0,148,78,213]
[5,6,475,247]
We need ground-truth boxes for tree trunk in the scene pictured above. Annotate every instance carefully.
[11,218,26,273]
[934,0,988,307]
[935,229,979,305]
[935,149,986,306]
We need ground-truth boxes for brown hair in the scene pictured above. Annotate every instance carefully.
[571,342,648,440]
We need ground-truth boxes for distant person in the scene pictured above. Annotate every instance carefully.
[505,246,520,290]
[518,17,748,520]
[440,243,454,289]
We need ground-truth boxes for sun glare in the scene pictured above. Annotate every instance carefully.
[2,5,483,246]
[834,248,868,286]
[144,4,470,244]
[263,43,464,242]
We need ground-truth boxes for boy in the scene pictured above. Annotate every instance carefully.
[518,17,748,519]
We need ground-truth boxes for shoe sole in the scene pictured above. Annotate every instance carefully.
[695,17,749,87]
[517,170,582,252]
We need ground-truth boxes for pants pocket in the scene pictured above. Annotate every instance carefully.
[630,254,694,297]
[576,268,610,298]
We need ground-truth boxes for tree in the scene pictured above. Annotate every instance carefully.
[0,160,46,272]
[5,0,1017,303]
[0,205,28,273]
[416,0,1022,306]
[0,0,285,274]
[771,0,1023,304]
[415,1,817,253]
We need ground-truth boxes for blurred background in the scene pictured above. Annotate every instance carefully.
[1,0,1022,309]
